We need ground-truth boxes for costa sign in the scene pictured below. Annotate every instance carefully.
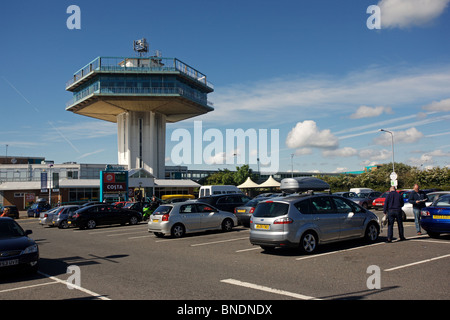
[100,170,129,201]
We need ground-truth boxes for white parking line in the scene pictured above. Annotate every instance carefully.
[384,253,450,272]
[38,271,111,300]
[190,237,249,247]
[0,281,59,293]
[107,231,148,237]
[236,247,261,253]
[128,234,154,240]
[221,278,321,300]
[295,242,385,261]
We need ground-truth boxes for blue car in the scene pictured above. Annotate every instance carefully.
[420,194,450,238]
[0,217,39,274]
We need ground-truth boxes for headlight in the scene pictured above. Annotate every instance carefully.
[21,244,38,254]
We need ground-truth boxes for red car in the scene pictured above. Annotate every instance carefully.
[372,189,411,210]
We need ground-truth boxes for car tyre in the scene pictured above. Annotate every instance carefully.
[299,231,318,254]
[427,231,440,238]
[86,219,96,229]
[59,220,69,229]
[364,222,379,243]
[129,216,139,225]
[171,224,185,238]
[221,218,233,232]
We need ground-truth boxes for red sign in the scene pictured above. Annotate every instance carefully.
[102,171,127,193]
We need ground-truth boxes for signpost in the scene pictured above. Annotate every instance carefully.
[390,172,398,187]
[100,167,129,202]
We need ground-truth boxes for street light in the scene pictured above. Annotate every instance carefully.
[379,129,395,175]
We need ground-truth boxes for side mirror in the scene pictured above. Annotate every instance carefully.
[25,230,33,236]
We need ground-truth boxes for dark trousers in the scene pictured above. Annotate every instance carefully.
[387,210,404,240]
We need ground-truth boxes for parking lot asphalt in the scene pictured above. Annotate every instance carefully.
[1,212,449,302]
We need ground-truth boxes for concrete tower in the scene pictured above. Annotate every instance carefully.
[65,41,214,178]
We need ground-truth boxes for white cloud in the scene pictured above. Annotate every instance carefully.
[294,148,313,156]
[322,147,357,158]
[359,149,391,161]
[378,0,450,29]
[423,98,450,112]
[376,127,424,145]
[203,64,450,125]
[286,120,338,150]
[350,105,393,119]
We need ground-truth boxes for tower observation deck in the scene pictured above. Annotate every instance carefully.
[65,54,214,178]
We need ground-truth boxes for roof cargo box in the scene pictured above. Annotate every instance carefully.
[280,177,330,193]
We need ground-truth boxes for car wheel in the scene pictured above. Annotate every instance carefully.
[59,220,69,229]
[129,216,139,225]
[86,219,96,229]
[428,231,440,238]
[171,224,185,238]
[365,222,379,242]
[221,218,233,232]
[300,231,318,254]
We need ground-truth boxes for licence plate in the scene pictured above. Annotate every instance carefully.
[68,221,72,224]
[255,224,269,230]
[237,210,246,213]
[0,259,19,267]
[152,219,159,223]
[433,215,450,220]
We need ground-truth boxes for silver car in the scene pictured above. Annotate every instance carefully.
[52,205,81,229]
[39,207,60,226]
[250,194,380,254]
[148,201,238,238]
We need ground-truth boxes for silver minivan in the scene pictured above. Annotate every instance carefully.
[249,194,380,254]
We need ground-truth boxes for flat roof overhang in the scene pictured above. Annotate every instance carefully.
[65,93,214,123]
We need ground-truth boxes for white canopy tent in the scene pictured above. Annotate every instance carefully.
[258,175,281,188]
[237,177,260,189]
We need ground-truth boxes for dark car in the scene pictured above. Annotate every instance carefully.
[0,217,39,274]
[196,194,252,213]
[68,204,142,229]
[234,197,270,227]
[27,202,51,218]
[123,201,150,213]
[1,205,19,219]
[420,194,450,238]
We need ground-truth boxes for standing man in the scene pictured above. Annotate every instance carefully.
[383,186,405,242]
[408,184,428,235]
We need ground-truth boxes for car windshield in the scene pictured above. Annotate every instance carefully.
[0,220,26,238]
[253,202,289,218]
[433,195,450,207]
[153,205,172,215]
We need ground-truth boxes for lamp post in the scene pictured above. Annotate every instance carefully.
[290,153,294,178]
[379,129,395,183]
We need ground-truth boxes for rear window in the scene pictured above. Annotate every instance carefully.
[153,205,173,215]
[253,202,289,218]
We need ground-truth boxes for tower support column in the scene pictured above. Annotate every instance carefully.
[118,111,166,178]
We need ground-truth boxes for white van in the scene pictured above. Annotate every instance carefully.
[349,188,374,194]
[198,185,242,198]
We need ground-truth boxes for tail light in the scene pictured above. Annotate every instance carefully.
[249,207,255,214]
[73,213,80,219]
[162,213,170,221]
[274,217,293,224]
[44,214,48,218]
[234,208,237,214]
[421,210,430,217]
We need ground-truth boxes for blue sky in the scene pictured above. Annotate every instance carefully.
[1,0,449,174]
